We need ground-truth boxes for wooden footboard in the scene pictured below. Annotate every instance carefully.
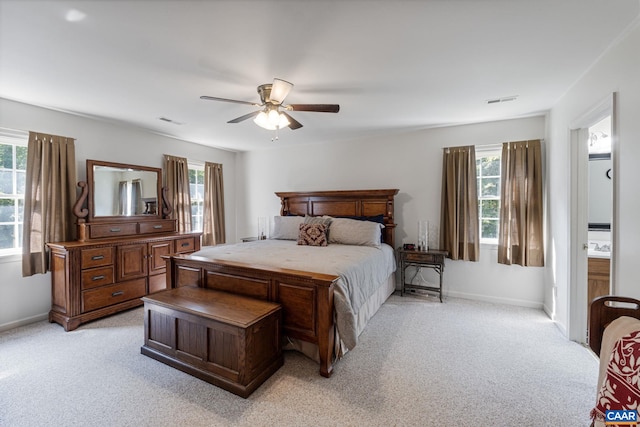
[165,254,339,377]
[589,295,640,356]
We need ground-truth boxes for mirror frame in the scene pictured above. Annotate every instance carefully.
[86,159,163,223]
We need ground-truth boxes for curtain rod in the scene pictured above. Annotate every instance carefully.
[442,139,544,151]
[441,143,500,152]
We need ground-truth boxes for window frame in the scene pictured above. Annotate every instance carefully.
[476,145,502,245]
[0,128,28,257]
[188,162,205,233]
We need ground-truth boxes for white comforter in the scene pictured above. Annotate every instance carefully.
[191,239,396,349]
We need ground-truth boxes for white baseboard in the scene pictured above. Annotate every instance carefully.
[445,289,544,310]
[0,313,49,333]
[542,302,554,320]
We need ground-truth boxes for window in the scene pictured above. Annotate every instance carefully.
[188,163,204,232]
[476,148,501,244]
[0,130,28,255]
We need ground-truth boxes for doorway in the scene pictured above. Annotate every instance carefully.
[586,116,612,320]
[568,93,616,344]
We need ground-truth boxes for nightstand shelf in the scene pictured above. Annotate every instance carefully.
[397,248,448,302]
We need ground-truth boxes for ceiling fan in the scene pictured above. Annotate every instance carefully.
[200,78,340,131]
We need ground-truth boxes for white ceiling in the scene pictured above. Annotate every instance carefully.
[1,0,638,152]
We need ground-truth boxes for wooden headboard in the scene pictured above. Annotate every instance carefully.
[275,189,399,248]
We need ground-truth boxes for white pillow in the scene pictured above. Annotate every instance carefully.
[304,214,333,227]
[270,216,304,240]
[328,217,384,247]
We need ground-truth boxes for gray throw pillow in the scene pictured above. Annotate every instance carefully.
[270,216,305,240]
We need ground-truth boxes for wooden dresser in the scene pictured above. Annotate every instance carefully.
[47,230,201,331]
[47,159,203,331]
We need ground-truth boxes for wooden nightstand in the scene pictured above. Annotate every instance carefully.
[397,248,448,302]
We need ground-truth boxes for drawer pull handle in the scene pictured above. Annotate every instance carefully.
[92,275,105,281]
[110,228,121,233]
[91,255,104,260]
[181,242,190,247]
[153,225,163,229]
[111,291,124,297]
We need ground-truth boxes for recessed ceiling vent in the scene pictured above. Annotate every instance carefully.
[159,117,184,125]
[487,95,519,104]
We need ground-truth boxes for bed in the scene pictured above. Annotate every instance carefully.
[165,189,399,377]
[589,296,640,426]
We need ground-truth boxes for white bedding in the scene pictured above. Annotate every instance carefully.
[191,239,396,350]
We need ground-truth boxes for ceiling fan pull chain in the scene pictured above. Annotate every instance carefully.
[272,127,279,142]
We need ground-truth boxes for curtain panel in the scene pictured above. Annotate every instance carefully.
[163,155,192,233]
[439,145,479,261]
[202,162,226,246]
[22,132,77,277]
[497,140,544,267]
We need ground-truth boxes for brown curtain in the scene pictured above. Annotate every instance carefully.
[439,145,479,261]
[131,179,142,215]
[163,154,192,232]
[497,140,544,266]
[202,162,226,246]
[22,132,77,276]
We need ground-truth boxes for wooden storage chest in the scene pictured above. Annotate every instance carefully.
[141,287,283,398]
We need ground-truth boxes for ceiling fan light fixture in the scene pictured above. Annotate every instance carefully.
[269,79,293,104]
[253,111,271,129]
[268,109,280,126]
[253,110,290,130]
[278,113,290,129]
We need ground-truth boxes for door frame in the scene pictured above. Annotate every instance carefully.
[567,92,617,343]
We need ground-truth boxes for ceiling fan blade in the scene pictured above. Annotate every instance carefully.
[269,78,294,105]
[200,95,261,107]
[227,110,261,123]
[287,104,340,113]
[281,112,303,130]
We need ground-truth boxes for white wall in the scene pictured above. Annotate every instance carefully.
[547,21,640,334]
[237,116,546,308]
[0,98,238,330]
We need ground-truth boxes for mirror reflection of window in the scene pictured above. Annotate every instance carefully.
[117,179,143,215]
[588,116,612,231]
[118,180,127,215]
[588,116,611,155]
[92,164,157,217]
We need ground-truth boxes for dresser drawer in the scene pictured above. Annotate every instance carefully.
[89,223,138,239]
[175,237,196,254]
[81,247,114,269]
[82,278,147,312]
[139,220,176,234]
[81,266,114,290]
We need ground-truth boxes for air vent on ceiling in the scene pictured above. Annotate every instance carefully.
[487,95,519,104]
[159,117,184,125]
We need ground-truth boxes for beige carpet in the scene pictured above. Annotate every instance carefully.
[0,294,598,426]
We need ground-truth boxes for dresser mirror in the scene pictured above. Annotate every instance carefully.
[86,159,162,222]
